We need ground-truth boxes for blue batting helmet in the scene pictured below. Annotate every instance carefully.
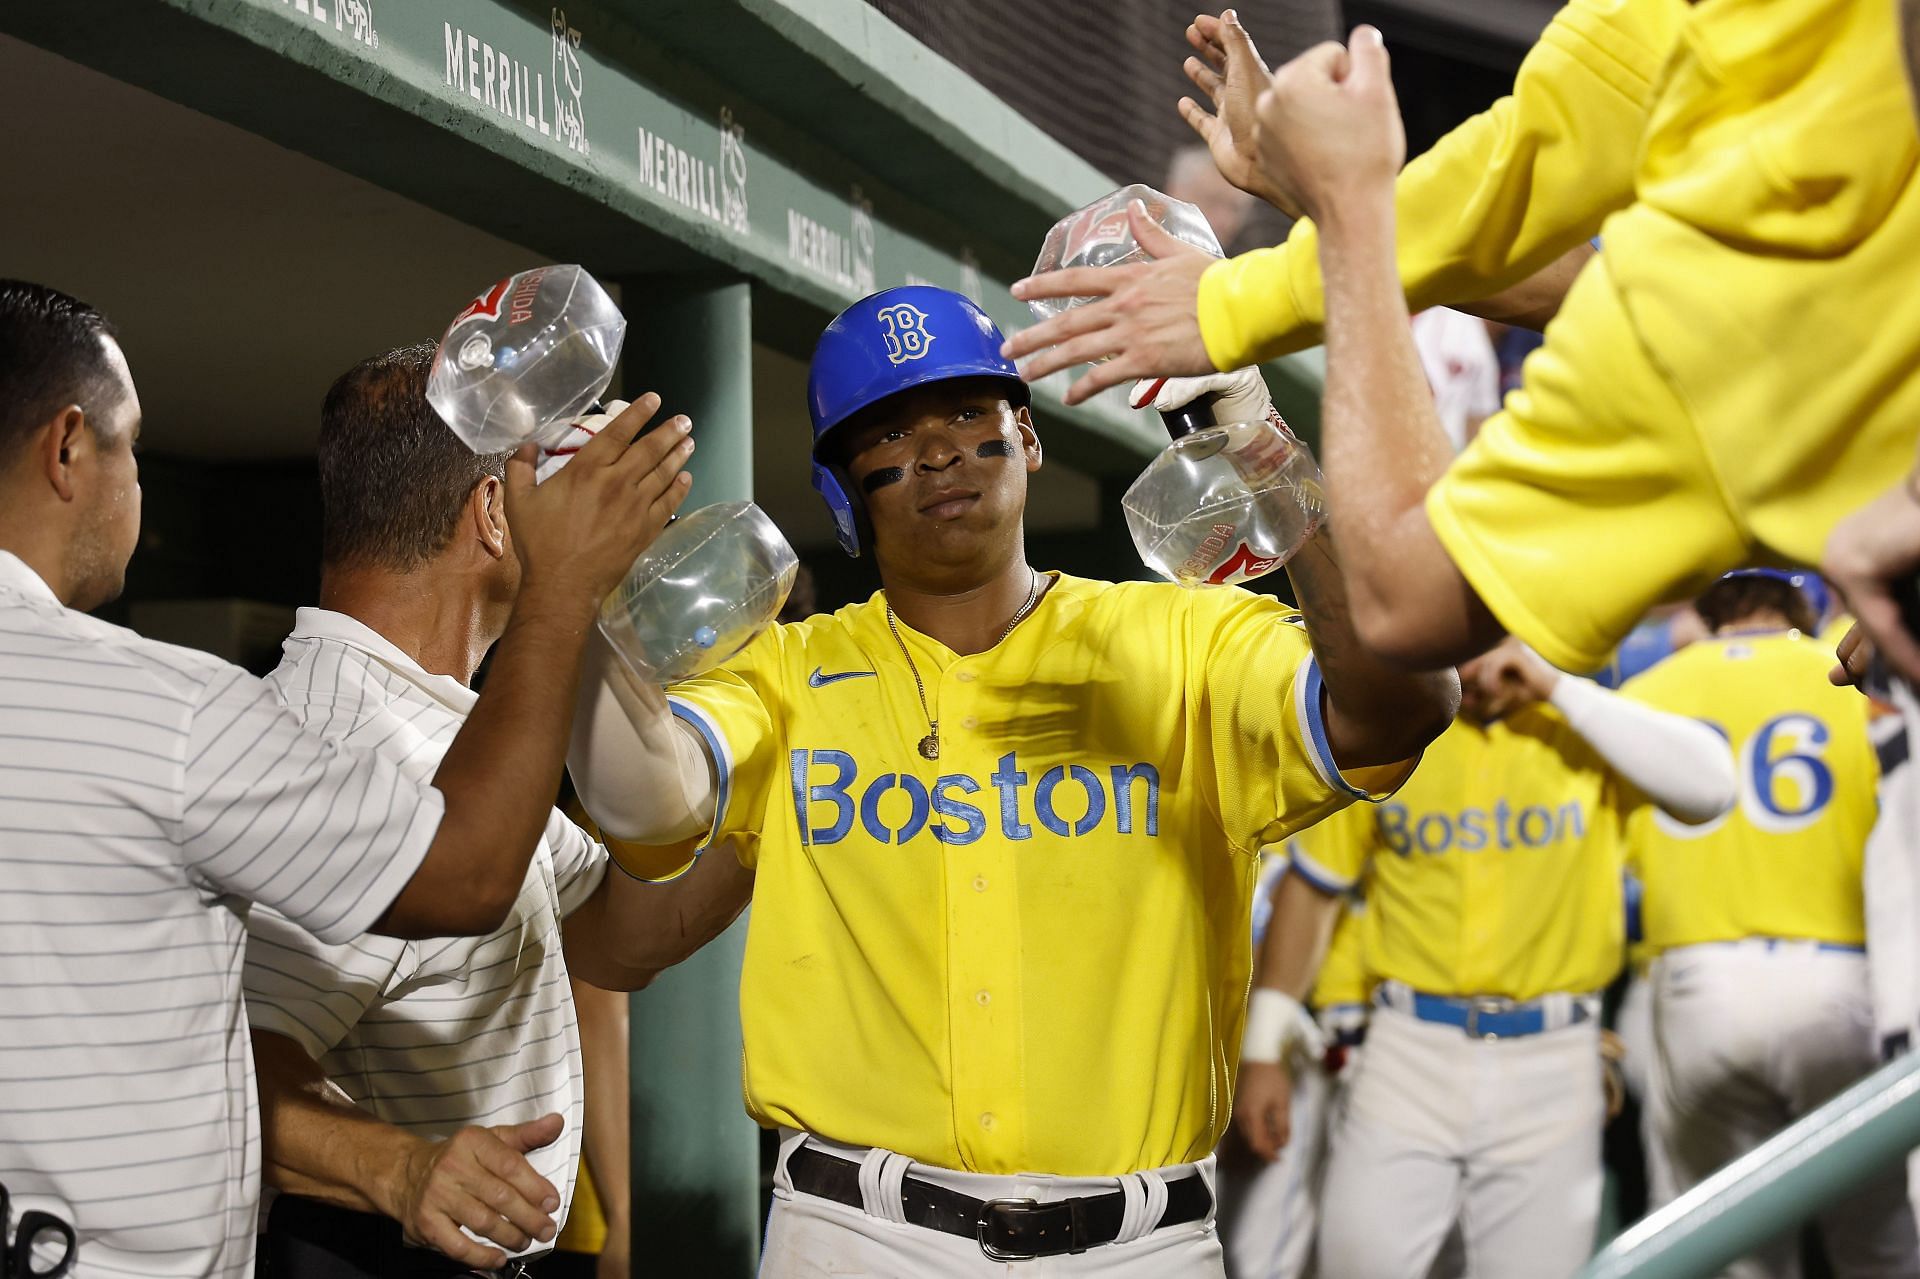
[806,286,1030,557]
[1719,568,1832,624]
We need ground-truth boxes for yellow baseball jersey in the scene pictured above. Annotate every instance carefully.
[1289,710,1631,1001]
[661,573,1409,1176]
[1202,0,1920,673]
[1621,630,1878,951]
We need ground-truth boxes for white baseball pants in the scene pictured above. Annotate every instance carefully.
[758,1131,1226,1278]
[1651,941,1920,1278]
[1316,1006,1604,1279]
[1218,1058,1340,1279]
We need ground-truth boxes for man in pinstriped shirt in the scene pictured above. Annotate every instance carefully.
[0,282,696,1279]
[243,345,752,1278]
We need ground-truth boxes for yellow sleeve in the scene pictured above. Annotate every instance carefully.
[1196,0,1683,368]
[1195,592,1414,852]
[1424,255,1745,673]
[1286,801,1378,895]
[655,626,788,870]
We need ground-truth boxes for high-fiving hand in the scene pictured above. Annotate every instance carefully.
[1005,201,1219,404]
[1824,472,1920,687]
[1179,10,1290,213]
[1252,25,1405,227]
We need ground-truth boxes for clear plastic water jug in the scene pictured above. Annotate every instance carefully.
[1123,420,1325,587]
[598,501,800,684]
[1026,184,1223,321]
[427,265,625,453]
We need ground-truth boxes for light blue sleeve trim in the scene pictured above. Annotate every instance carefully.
[1289,843,1356,894]
[665,697,733,869]
[1295,653,1370,801]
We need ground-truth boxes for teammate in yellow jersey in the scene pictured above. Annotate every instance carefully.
[1622,570,1919,1278]
[1005,0,1920,683]
[565,285,1455,1277]
[1218,850,1368,1279]
[1251,637,1732,1279]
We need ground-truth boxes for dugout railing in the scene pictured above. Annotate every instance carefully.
[1580,1053,1920,1278]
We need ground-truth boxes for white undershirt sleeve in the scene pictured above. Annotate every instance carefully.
[1549,673,1737,824]
[567,639,717,845]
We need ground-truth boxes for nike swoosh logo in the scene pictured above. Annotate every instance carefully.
[808,667,877,688]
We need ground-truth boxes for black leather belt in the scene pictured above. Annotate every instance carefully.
[784,1143,1213,1261]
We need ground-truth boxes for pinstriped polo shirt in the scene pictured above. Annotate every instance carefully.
[243,609,608,1248]
[0,553,441,1278]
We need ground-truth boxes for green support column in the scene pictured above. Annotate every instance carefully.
[616,276,761,1277]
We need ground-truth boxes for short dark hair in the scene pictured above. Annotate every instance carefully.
[0,280,123,458]
[1695,575,1820,635]
[317,343,511,571]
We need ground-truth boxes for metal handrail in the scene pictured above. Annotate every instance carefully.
[1580,1053,1920,1278]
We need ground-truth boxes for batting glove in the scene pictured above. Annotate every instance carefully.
[534,399,628,484]
[1129,367,1298,439]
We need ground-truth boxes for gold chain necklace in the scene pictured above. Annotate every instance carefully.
[884,571,1042,761]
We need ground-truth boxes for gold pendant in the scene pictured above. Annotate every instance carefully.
[918,733,940,760]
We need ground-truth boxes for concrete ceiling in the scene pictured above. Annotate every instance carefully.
[0,32,1098,549]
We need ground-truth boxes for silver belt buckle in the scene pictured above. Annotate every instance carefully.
[977,1197,1041,1262]
[1465,996,1510,1040]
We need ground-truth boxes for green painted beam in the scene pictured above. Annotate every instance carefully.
[0,0,1318,470]
[1580,1052,1920,1279]
[620,278,761,1277]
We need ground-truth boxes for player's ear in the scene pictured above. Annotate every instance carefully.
[471,474,509,560]
[1015,407,1042,473]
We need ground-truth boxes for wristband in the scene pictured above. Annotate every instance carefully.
[1242,988,1308,1065]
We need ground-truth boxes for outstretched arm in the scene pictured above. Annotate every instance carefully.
[1480,643,1737,823]
[1006,0,1674,396]
[1284,523,1459,768]
[567,633,718,845]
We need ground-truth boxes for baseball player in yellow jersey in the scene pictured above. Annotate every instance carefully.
[1248,637,1732,1279]
[566,285,1456,1276]
[1622,570,1920,1278]
[1218,850,1367,1279]
[1004,0,1920,683]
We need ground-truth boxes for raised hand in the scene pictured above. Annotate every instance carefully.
[1253,26,1406,226]
[1006,200,1218,404]
[384,1115,565,1268]
[1824,473,1920,685]
[1179,10,1292,213]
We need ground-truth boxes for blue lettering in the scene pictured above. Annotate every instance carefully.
[1558,801,1586,841]
[1517,805,1552,847]
[1416,813,1452,856]
[1457,808,1488,852]
[1494,798,1515,850]
[931,775,986,845]
[1036,764,1106,837]
[1110,763,1160,836]
[1380,804,1412,857]
[860,773,930,845]
[991,752,1032,840]
[799,749,856,845]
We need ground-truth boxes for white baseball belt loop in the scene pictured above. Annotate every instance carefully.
[857,1145,911,1224]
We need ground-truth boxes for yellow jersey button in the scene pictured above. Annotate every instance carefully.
[956,671,978,683]
[979,1112,996,1130]
[962,716,980,730]
[975,989,992,1007]
[973,876,989,892]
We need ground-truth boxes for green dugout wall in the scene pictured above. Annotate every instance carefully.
[0,1,1320,1273]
